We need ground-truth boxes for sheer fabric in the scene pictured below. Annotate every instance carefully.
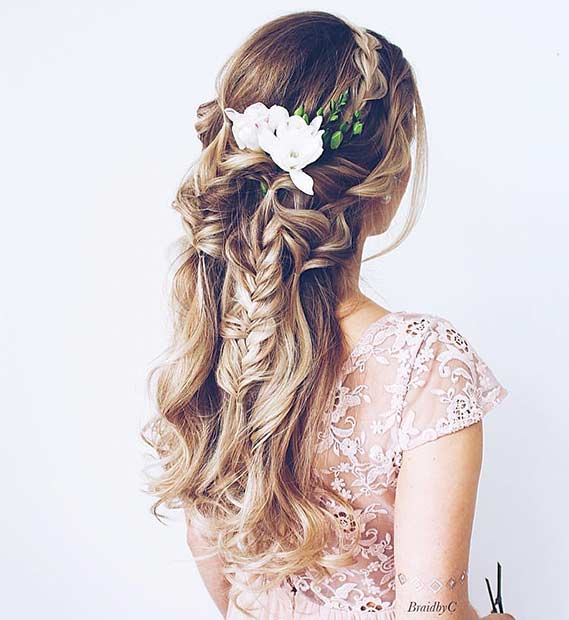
[227,310,509,618]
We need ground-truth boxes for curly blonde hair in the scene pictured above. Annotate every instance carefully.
[141,10,427,616]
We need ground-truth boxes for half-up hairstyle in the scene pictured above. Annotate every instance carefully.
[141,10,427,616]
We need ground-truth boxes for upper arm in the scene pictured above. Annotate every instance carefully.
[394,420,482,619]
[392,316,509,619]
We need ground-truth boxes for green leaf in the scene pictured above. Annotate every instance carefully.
[260,181,268,195]
[352,121,363,136]
[303,112,309,123]
[322,128,331,147]
[353,109,361,120]
[330,130,343,150]
[329,98,336,112]
[293,104,304,116]
[329,113,339,121]
[316,106,324,117]
[339,88,349,106]
[339,121,350,133]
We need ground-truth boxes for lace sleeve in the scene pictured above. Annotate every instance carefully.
[397,316,509,452]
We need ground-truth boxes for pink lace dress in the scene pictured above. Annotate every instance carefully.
[225,311,509,619]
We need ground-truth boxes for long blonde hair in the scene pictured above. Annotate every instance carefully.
[141,10,427,614]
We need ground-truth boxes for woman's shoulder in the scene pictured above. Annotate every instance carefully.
[396,310,482,352]
[378,309,467,344]
[343,309,461,374]
[394,309,461,329]
[342,308,509,443]
[361,309,485,375]
[397,309,508,405]
[393,310,509,451]
[343,308,487,378]
[391,310,485,367]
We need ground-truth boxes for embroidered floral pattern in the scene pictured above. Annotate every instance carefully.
[284,311,508,613]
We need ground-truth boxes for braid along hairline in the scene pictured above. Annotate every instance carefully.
[346,21,389,111]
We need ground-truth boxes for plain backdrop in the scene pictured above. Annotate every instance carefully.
[1,1,567,618]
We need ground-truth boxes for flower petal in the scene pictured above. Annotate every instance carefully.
[223,107,241,123]
[310,115,323,131]
[230,125,247,149]
[257,125,278,156]
[289,169,314,195]
[297,143,323,169]
[268,105,290,131]
[287,115,309,130]
[243,102,269,119]
[239,125,262,151]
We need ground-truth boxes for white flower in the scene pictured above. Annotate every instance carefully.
[258,113,324,195]
[223,102,325,195]
[223,102,270,151]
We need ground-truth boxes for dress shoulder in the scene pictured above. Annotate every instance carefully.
[395,312,510,452]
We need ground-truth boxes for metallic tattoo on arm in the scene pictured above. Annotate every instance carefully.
[395,569,468,593]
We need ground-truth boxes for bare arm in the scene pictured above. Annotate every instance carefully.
[395,420,492,620]
[393,316,516,620]
[184,507,230,618]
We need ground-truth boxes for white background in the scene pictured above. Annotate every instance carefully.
[1,1,567,619]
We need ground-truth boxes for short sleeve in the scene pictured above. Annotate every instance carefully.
[397,316,509,452]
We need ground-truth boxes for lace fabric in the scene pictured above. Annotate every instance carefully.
[285,310,509,614]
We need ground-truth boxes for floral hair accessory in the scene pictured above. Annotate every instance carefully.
[223,89,364,196]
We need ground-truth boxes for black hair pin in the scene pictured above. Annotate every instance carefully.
[484,561,504,614]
